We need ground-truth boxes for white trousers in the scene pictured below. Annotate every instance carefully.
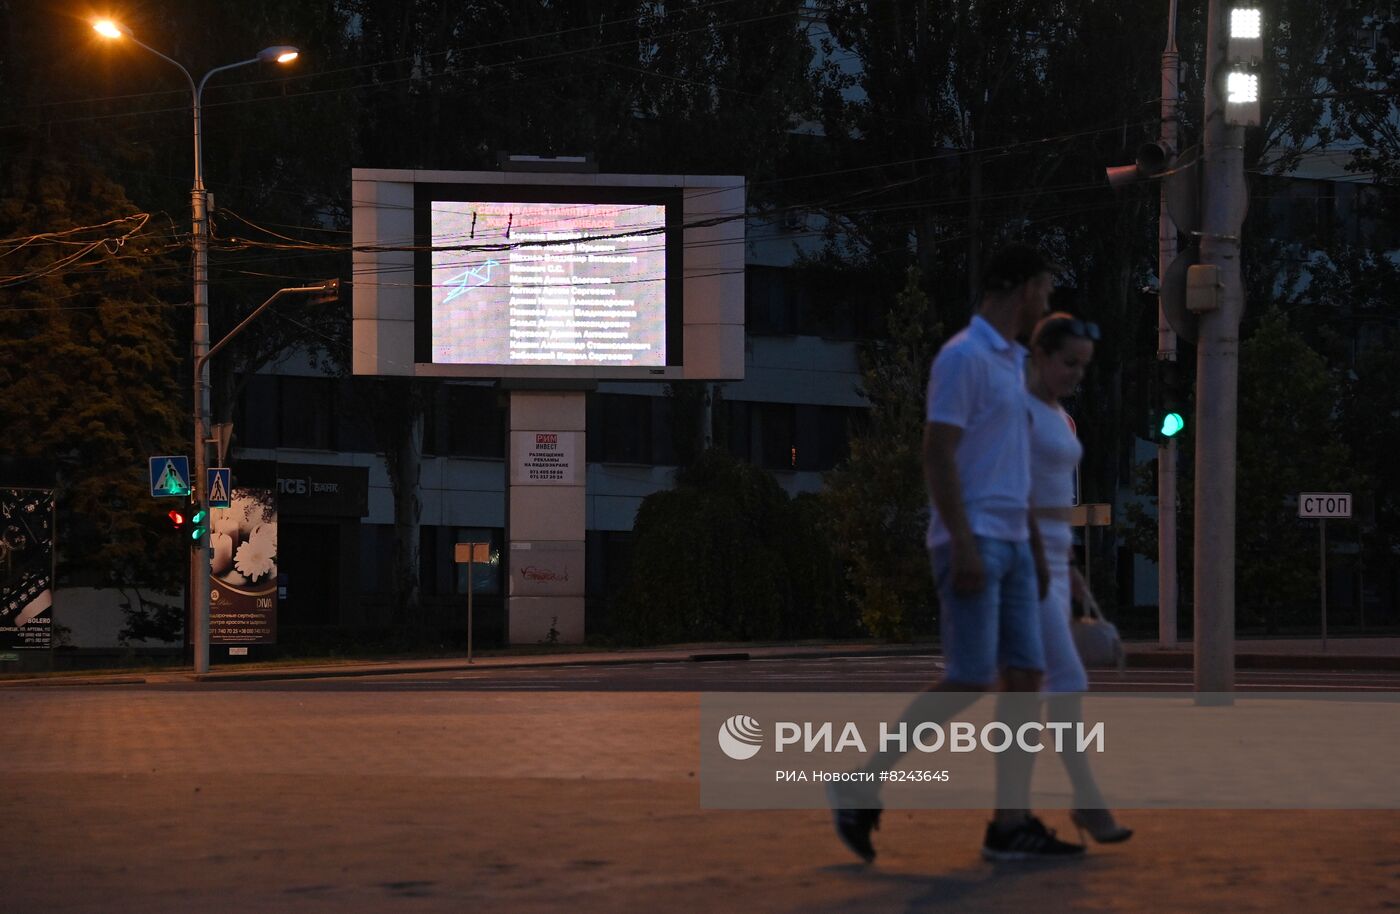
[1038,519,1088,693]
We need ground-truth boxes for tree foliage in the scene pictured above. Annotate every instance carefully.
[0,148,186,596]
[1236,310,1359,631]
[821,267,940,638]
[5,0,1400,641]
[611,450,848,645]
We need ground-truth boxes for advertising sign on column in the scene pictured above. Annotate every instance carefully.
[208,487,278,645]
[509,431,582,485]
[0,489,54,650]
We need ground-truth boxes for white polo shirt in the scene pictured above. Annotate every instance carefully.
[925,315,1032,548]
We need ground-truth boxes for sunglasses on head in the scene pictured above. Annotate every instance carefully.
[1046,317,1100,341]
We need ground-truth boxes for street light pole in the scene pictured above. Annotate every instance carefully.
[93,21,298,674]
[1158,0,1181,649]
[1194,0,1247,697]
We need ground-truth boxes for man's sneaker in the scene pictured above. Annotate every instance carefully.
[980,816,1085,861]
[825,782,882,863]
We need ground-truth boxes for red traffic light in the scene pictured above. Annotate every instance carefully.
[167,508,186,528]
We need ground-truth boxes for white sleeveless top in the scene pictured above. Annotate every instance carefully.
[1027,393,1081,509]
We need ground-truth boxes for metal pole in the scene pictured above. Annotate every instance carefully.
[1194,0,1247,698]
[99,29,294,674]
[187,58,262,675]
[191,80,211,674]
[467,551,475,664]
[1084,524,1092,596]
[1320,519,1328,651]
[114,34,214,674]
[1158,0,1180,649]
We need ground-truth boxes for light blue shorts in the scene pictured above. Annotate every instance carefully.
[931,536,1045,686]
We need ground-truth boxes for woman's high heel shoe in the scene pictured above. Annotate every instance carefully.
[1070,808,1133,844]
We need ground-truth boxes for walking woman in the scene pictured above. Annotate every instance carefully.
[1025,312,1131,845]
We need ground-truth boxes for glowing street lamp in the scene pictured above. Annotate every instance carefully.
[93,18,299,674]
[1228,8,1263,64]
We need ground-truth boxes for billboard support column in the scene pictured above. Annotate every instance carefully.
[507,390,586,644]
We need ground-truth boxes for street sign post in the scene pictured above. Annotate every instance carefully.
[1298,493,1353,650]
[1070,503,1113,595]
[454,542,491,663]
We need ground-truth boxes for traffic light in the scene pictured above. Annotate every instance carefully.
[189,506,209,544]
[1105,141,1173,190]
[168,499,209,545]
[1156,358,1188,440]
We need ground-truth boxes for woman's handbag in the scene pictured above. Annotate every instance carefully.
[1071,591,1125,671]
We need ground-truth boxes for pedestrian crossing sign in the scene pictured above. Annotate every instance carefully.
[149,456,191,498]
[208,468,231,508]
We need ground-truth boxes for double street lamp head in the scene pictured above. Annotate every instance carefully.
[93,19,299,67]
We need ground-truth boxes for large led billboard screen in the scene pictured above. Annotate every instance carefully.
[415,185,681,370]
[353,169,744,382]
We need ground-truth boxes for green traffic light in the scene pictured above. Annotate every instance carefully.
[1160,412,1186,438]
[191,510,207,524]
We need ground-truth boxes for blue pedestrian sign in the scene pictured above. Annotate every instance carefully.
[149,456,191,498]
[207,468,232,508]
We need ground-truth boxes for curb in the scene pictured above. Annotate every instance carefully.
[0,644,942,687]
[192,644,943,683]
[1,641,1396,686]
[1126,651,1400,671]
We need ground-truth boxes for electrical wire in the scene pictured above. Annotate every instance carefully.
[0,213,153,289]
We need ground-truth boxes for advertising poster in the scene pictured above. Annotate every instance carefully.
[208,487,277,645]
[0,489,54,650]
[509,431,582,485]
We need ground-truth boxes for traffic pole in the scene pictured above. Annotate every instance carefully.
[1158,0,1181,649]
[1193,0,1248,699]
[1319,518,1328,651]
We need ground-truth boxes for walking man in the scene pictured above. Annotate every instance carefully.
[828,242,1084,863]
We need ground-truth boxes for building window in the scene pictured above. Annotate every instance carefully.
[588,393,654,464]
[756,402,798,470]
[358,523,395,595]
[794,404,857,471]
[747,266,799,335]
[279,377,335,450]
[747,264,881,341]
[723,400,800,470]
[238,374,279,448]
[335,378,379,454]
[426,384,505,458]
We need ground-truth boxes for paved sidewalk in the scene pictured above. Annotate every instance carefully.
[2,636,1397,686]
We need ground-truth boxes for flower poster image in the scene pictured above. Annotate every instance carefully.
[208,487,277,645]
[0,489,55,650]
